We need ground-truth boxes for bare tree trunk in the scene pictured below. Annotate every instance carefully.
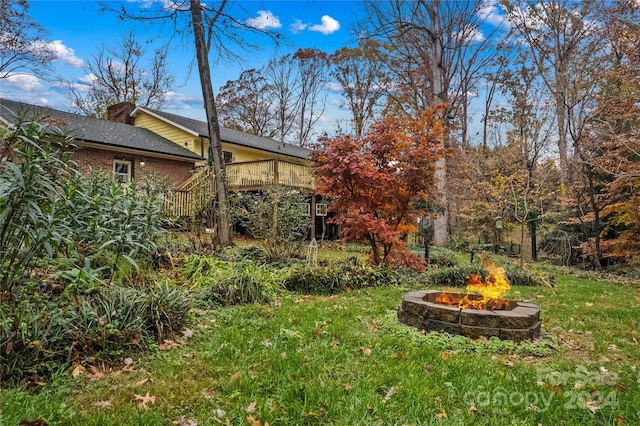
[190,0,233,247]
[428,0,448,246]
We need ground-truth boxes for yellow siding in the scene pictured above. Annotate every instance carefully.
[134,112,200,153]
[134,111,307,165]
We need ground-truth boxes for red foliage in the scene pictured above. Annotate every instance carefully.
[313,108,445,270]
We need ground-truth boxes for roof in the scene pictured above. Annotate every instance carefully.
[132,107,312,160]
[0,98,201,161]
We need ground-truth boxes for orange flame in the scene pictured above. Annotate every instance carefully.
[436,263,511,310]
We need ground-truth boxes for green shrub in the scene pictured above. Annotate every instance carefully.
[230,188,310,263]
[283,258,400,294]
[425,263,552,287]
[0,301,70,383]
[502,264,556,287]
[193,259,284,307]
[68,286,148,356]
[428,246,458,267]
[424,264,486,287]
[145,282,191,339]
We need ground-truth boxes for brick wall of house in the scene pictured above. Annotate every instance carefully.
[73,146,195,189]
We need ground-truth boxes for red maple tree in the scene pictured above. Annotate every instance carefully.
[313,108,445,269]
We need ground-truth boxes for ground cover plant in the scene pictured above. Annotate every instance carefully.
[1,248,638,425]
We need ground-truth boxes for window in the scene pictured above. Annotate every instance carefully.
[316,203,327,216]
[113,159,132,184]
[223,151,233,165]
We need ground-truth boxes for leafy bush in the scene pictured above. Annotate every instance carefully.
[424,265,487,287]
[424,263,552,287]
[1,282,191,383]
[145,282,191,339]
[0,301,70,382]
[284,258,400,294]
[191,258,284,307]
[502,264,556,287]
[428,246,458,267]
[230,187,310,263]
[0,119,75,302]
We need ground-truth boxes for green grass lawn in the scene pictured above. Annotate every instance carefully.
[2,267,638,425]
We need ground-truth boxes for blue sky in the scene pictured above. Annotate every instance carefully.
[2,0,366,127]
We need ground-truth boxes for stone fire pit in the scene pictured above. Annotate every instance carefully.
[397,290,541,342]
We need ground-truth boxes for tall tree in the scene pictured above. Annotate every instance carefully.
[67,32,175,118]
[189,0,233,247]
[291,48,329,146]
[216,68,276,137]
[579,0,640,264]
[217,48,328,146]
[0,0,54,79]
[503,0,598,189]
[329,39,389,137]
[363,0,505,245]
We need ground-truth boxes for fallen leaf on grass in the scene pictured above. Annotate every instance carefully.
[212,417,231,425]
[201,388,215,399]
[615,415,627,424]
[94,400,112,408]
[390,351,408,360]
[441,352,449,361]
[579,397,600,414]
[246,415,268,426]
[383,386,398,403]
[246,401,257,413]
[182,329,194,339]
[159,339,180,351]
[135,392,156,410]
[122,357,135,372]
[436,411,447,419]
[343,383,352,390]
[358,347,372,356]
[136,378,151,387]
[71,364,86,378]
[585,302,594,307]
[87,365,105,381]
[330,337,340,348]
[229,371,241,383]
[172,416,197,426]
[424,364,433,375]
[468,405,478,414]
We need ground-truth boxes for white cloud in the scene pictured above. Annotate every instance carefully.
[290,19,307,34]
[309,15,340,35]
[324,82,343,93]
[478,0,509,29]
[454,27,485,43]
[4,74,44,91]
[77,73,97,85]
[246,10,282,30]
[33,40,83,67]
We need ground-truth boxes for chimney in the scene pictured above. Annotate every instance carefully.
[106,102,136,125]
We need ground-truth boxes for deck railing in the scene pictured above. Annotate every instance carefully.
[163,159,315,217]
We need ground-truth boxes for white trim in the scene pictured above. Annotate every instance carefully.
[316,203,327,217]
[113,159,132,184]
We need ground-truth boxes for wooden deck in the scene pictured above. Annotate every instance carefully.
[163,159,315,217]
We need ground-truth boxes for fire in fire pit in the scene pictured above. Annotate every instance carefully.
[436,263,511,310]
[397,264,541,341]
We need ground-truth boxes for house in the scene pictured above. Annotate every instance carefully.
[1,99,332,239]
[0,98,201,189]
[116,103,332,240]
